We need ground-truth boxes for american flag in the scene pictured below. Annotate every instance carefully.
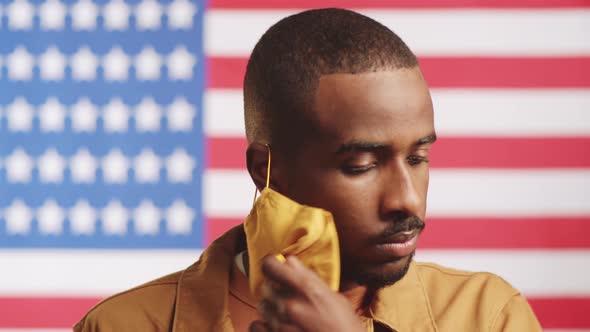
[0,0,589,330]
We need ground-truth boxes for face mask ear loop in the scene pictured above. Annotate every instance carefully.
[252,144,272,206]
[265,144,271,189]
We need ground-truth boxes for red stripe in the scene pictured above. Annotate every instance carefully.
[419,217,590,249]
[430,137,590,168]
[208,57,590,89]
[0,296,101,328]
[529,297,590,329]
[1,296,588,328]
[207,136,247,169]
[206,218,244,244]
[205,217,590,249]
[209,0,590,9]
[206,136,590,169]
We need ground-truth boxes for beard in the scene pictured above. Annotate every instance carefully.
[340,214,423,290]
[342,251,415,291]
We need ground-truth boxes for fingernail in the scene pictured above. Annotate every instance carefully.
[275,254,286,263]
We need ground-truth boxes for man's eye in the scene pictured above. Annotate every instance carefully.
[407,155,429,166]
[342,164,376,175]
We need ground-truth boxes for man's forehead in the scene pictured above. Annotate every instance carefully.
[316,67,425,88]
[311,68,432,127]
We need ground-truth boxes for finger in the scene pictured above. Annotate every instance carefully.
[258,296,289,323]
[261,255,304,291]
[263,279,296,300]
[256,303,303,332]
[284,255,304,270]
[285,256,325,284]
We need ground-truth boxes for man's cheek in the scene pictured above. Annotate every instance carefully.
[332,212,371,243]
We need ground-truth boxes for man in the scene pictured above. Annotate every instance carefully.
[75,8,542,332]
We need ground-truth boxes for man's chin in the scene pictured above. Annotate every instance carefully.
[343,252,414,290]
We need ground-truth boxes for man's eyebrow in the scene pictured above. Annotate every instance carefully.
[415,134,437,146]
[336,141,388,154]
[336,134,437,154]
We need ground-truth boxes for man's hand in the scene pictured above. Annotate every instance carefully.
[249,255,366,332]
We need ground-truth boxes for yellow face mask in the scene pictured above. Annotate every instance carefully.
[243,145,341,300]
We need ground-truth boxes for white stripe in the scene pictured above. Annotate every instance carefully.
[427,169,590,217]
[205,89,590,137]
[205,89,245,137]
[1,250,589,296]
[0,250,199,296]
[432,89,590,136]
[204,169,590,217]
[416,250,590,297]
[205,9,590,56]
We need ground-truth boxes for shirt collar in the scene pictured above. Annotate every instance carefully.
[172,225,246,332]
[369,261,439,332]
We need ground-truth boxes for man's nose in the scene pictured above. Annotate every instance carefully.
[379,160,422,219]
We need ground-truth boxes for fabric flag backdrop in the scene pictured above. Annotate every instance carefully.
[0,0,589,330]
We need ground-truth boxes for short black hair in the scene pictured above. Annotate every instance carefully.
[244,8,419,146]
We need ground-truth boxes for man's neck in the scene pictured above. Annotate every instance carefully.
[340,280,376,314]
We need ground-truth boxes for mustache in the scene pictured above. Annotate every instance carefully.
[369,215,425,244]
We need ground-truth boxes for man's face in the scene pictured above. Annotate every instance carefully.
[281,68,435,289]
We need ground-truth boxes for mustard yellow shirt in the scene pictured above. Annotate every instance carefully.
[74,225,542,332]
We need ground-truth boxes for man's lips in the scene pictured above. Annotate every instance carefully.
[373,229,421,258]
[376,228,421,244]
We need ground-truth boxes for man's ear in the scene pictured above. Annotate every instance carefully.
[246,142,285,192]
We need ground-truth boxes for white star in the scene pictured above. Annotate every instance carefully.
[38,97,66,132]
[101,149,129,184]
[103,0,130,31]
[71,0,98,31]
[101,200,129,235]
[39,46,66,81]
[135,97,161,132]
[133,148,161,183]
[133,200,161,235]
[4,199,33,235]
[37,199,65,235]
[71,47,99,81]
[69,200,97,235]
[6,97,34,132]
[165,199,193,235]
[135,0,162,31]
[166,46,196,81]
[5,148,34,183]
[102,47,130,81]
[165,148,195,183]
[102,98,129,133]
[37,148,66,183]
[70,97,98,132]
[134,46,162,81]
[167,0,196,30]
[167,96,195,132]
[39,0,66,30]
[70,148,97,183]
[7,46,34,81]
[7,0,35,30]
